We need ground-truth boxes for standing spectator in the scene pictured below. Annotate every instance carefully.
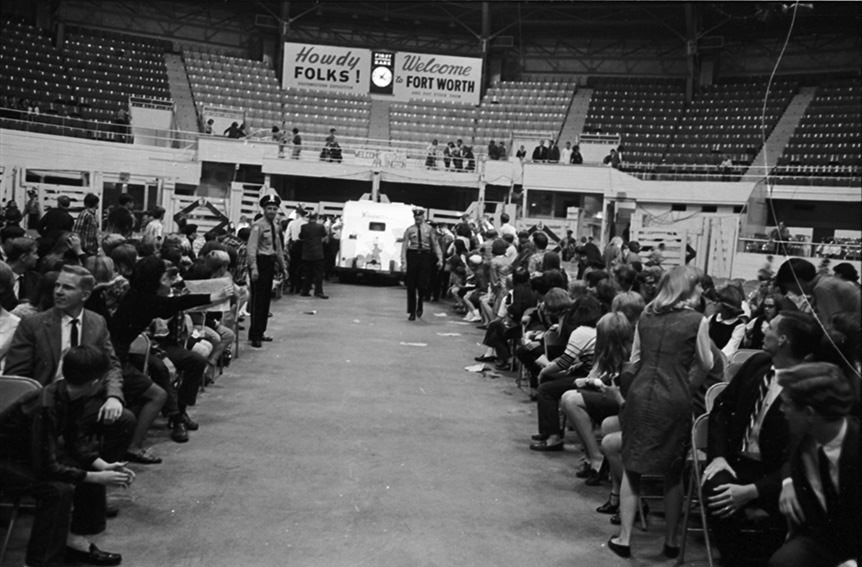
[570,143,584,164]
[23,188,41,231]
[204,118,214,134]
[290,127,302,158]
[141,206,166,249]
[532,140,548,163]
[560,141,573,164]
[286,207,307,293]
[769,222,792,255]
[299,212,328,299]
[770,362,860,567]
[608,265,713,559]
[604,148,621,168]
[498,212,517,240]
[463,146,476,171]
[247,195,286,348]
[72,193,101,257]
[443,142,454,169]
[516,145,527,162]
[487,140,499,160]
[38,195,75,241]
[548,140,561,163]
[452,139,464,171]
[105,193,136,238]
[223,121,243,138]
[426,139,439,169]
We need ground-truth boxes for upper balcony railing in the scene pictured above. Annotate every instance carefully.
[2,106,860,186]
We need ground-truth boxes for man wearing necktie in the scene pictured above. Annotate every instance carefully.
[703,311,822,566]
[401,208,442,321]
[247,194,286,347]
[5,265,140,565]
[771,362,860,567]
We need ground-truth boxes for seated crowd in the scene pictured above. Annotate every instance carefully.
[430,214,860,567]
[0,193,252,567]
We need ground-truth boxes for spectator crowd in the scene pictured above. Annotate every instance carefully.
[420,211,860,567]
[0,190,859,567]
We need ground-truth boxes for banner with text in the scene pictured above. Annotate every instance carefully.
[282,43,483,105]
[282,42,371,95]
[393,51,482,106]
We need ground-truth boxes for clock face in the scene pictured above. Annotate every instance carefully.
[372,66,393,88]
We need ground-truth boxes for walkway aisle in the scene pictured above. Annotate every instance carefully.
[7,283,705,567]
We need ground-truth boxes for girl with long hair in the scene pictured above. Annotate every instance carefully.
[560,312,633,483]
[608,265,713,559]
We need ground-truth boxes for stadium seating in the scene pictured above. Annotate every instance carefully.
[0,19,73,112]
[63,27,172,120]
[282,88,371,139]
[475,79,576,148]
[389,100,476,146]
[664,79,796,169]
[185,49,281,132]
[775,77,862,181]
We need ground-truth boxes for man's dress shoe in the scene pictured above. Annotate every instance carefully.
[251,339,263,348]
[65,543,122,566]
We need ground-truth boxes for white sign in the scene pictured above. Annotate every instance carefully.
[282,42,371,95]
[393,52,482,106]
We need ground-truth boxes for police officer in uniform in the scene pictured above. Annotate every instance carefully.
[247,194,286,347]
[401,208,442,321]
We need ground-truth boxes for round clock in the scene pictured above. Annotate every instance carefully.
[371,66,393,88]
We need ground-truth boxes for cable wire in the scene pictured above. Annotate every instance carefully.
[758,0,860,378]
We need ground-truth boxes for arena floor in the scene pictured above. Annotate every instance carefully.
[4,282,710,567]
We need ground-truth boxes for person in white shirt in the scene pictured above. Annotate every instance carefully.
[560,141,573,164]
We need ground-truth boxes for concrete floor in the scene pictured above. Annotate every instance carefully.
[4,282,711,567]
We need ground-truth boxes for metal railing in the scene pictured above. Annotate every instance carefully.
[1,107,859,185]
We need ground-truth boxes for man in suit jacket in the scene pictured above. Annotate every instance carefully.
[771,362,860,567]
[703,311,822,565]
[299,212,329,299]
[7,265,167,462]
[4,265,142,559]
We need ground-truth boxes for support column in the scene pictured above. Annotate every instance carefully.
[685,3,699,103]
[277,1,290,83]
[480,2,491,98]
[371,169,381,202]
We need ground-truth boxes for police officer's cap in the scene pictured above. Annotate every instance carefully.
[260,194,281,208]
[412,208,425,217]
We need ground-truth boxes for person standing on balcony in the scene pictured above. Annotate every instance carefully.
[560,141,573,164]
[532,140,548,163]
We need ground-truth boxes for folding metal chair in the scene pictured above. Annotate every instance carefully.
[678,413,714,566]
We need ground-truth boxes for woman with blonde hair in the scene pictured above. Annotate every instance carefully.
[560,312,633,483]
[608,265,713,559]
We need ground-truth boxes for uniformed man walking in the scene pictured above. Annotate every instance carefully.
[247,194,286,347]
[401,208,442,321]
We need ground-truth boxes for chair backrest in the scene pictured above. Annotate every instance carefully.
[691,412,710,461]
[705,382,729,413]
[726,348,761,380]
[0,375,41,414]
